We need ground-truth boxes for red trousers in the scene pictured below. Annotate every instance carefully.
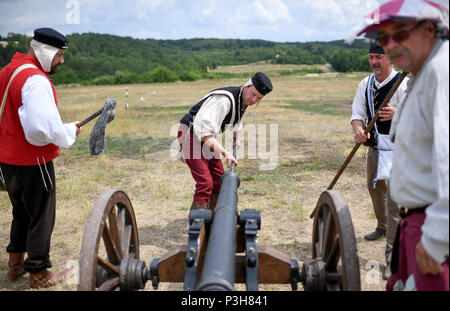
[387,212,449,291]
[178,125,224,204]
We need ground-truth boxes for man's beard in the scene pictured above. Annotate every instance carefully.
[49,64,59,75]
[372,67,382,76]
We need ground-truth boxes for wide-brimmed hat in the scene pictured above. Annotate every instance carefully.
[351,0,449,40]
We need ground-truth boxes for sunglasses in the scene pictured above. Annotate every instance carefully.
[376,21,425,47]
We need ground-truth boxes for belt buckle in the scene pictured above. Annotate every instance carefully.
[400,207,409,217]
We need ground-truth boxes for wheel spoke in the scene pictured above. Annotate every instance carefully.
[118,206,126,253]
[326,271,342,282]
[317,217,324,257]
[326,282,340,291]
[323,215,336,259]
[319,205,330,257]
[122,225,132,257]
[314,241,321,257]
[108,206,123,257]
[97,256,120,274]
[325,236,341,271]
[98,277,120,291]
[102,223,122,264]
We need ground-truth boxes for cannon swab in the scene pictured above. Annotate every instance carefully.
[78,99,117,156]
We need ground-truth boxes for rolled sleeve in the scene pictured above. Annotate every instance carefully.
[193,95,231,141]
[351,78,369,123]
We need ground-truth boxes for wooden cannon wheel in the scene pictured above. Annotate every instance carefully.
[310,190,361,291]
[78,189,141,291]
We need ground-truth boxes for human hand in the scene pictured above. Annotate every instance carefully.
[354,128,370,144]
[379,104,396,121]
[223,150,238,168]
[73,121,81,136]
[415,241,444,275]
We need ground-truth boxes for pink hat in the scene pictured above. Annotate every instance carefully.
[355,0,449,39]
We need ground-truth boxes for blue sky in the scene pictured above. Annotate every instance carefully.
[0,0,448,42]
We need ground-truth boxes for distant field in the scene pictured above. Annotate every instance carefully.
[212,61,330,76]
[0,65,389,291]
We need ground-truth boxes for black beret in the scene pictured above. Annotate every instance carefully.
[251,72,273,96]
[33,28,69,49]
[369,41,384,55]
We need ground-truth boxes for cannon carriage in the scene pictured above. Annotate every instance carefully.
[78,159,361,291]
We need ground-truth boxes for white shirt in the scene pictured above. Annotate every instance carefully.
[18,74,76,148]
[193,94,243,142]
[351,69,409,123]
[390,39,449,263]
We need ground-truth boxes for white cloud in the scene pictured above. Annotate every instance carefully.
[301,0,379,26]
[2,0,448,42]
[237,0,293,24]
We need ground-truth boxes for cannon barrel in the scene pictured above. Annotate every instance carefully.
[196,170,240,291]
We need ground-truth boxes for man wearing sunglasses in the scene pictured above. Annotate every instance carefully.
[350,42,408,281]
[354,0,448,291]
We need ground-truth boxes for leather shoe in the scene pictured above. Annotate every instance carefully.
[7,252,26,280]
[364,228,386,241]
[190,202,209,210]
[29,268,72,289]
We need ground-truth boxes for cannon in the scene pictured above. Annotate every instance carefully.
[78,147,361,291]
[77,72,409,292]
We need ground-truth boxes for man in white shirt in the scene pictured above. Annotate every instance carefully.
[355,0,449,291]
[0,28,81,288]
[178,72,273,212]
[351,42,408,280]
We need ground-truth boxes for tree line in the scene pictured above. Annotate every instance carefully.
[0,33,372,85]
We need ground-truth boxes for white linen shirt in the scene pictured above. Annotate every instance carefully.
[350,69,409,123]
[389,39,449,263]
[193,94,243,142]
[18,74,76,148]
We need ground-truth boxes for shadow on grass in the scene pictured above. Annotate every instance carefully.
[139,218,189,248]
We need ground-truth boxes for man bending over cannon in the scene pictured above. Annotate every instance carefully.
[178,72,273,211]
[0,28,81,288]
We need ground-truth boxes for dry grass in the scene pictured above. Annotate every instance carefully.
[0,66,388,292]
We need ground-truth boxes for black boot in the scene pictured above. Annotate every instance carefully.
[364,228,386,241]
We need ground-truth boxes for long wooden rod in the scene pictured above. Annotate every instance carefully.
[310,71,408,218]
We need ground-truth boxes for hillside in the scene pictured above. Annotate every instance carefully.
[0,33,371,85]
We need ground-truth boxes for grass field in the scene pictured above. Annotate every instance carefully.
[0,62,389,291]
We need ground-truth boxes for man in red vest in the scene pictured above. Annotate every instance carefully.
[0,28,81,288]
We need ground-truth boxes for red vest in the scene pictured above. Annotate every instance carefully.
[0,53,60,165]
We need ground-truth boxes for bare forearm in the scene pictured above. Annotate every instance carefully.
[351,120,365,134]
[202,135,238,167]
[351,120,370,143]
[202,136,226,156]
